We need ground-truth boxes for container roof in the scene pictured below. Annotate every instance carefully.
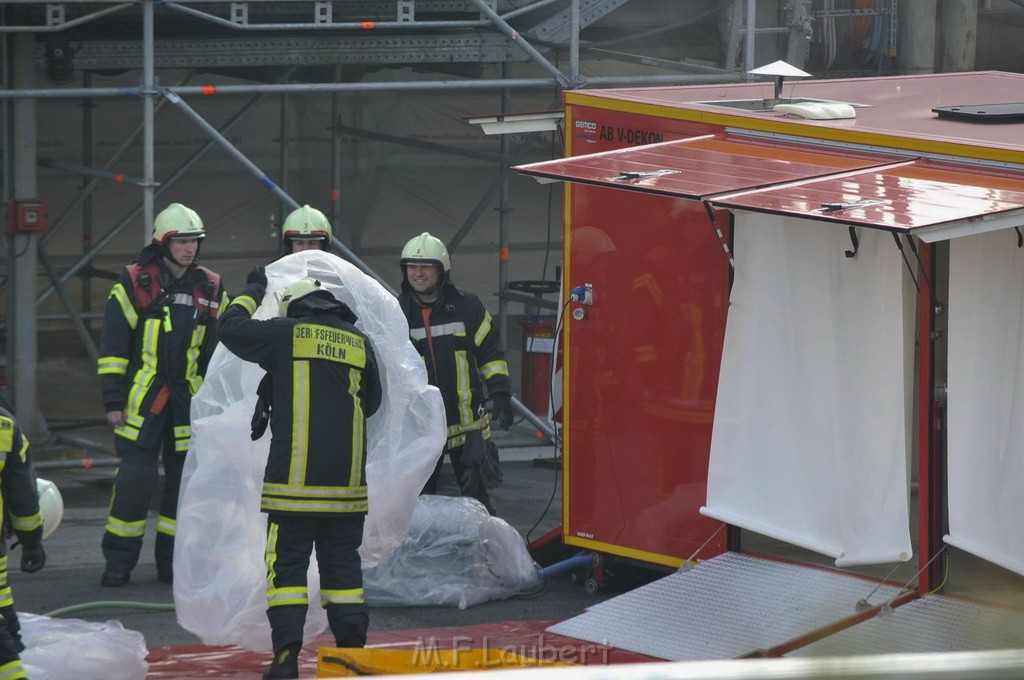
[564,71,1024,165]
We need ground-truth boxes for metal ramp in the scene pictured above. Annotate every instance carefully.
[547,552,904,661]
[789,595,1024,657]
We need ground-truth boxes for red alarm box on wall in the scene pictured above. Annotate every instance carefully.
[6,199,49,234]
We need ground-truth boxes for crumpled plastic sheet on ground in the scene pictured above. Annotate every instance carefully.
[19,612,149,680]
[364,495,543,609]
[175,251,446,651]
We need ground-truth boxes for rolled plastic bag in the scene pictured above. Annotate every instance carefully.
[175,251,446,650]
[19,613,148,680]
[364,495,543,609]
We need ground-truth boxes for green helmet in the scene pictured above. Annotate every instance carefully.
[282,205,332,243]
[153,203,205,245]
[400,232,450,273]
[278,277,325,316]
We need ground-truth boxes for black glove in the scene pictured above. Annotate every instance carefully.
[21,545,45,573]
[491,392,515,431]
[247,265,268,288]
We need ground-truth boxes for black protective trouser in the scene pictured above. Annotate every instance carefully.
[0,605,26,679]
[102,420,185,575]
[265,514,367,653]
[421,443,496,515]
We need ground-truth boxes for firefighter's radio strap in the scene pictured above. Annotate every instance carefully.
[250,373,272,441]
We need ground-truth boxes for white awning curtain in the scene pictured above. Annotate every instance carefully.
[701,212,914,567]
[944,229,1024,578]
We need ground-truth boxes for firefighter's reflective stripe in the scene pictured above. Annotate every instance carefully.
[321,588,364,606]
[9,510,41,533]
[0,422,9,459]
[106,515,147,538]
[473,312,493,347]
[267,586,308,607]
[262,483,368,499]
[174,425,192,451]
[123,319,162,428]
[291,361,310,485]
[454,350,473,426]
[0,557,8,607]
[229,293,259,316]
[349,369,365,485]
[408,321,466,341]
[156,514,176,536]
[110,283,139,330]
[261,498,368,514]
[261,496,368,515]
[265,520,279,584]
[479,359,510,380]
[185,325,207,395]
[97,356,129,376]
[113,424,141,441]
[0,658,27,680]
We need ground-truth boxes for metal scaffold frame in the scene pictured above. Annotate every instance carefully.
[1,0,802,439]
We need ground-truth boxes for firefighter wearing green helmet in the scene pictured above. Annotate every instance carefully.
[96,202,228,587]
[281,204,332,255]
[398,232,514,516]
[219,270,382,679]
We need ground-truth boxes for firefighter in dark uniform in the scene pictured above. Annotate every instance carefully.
[280,204,332,255]
[398,232,515,516]
[218,271,382,680]
[96,202,227,587]
[0,407,47,680]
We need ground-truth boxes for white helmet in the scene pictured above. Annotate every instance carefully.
[278,277,325,316]
[36,477,64,540]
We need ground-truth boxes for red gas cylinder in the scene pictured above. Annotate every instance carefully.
[520,316,555,416]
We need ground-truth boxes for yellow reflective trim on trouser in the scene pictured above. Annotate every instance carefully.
[474,311,493,347]
[0,586,14,609]
[265,520,279,590]
[268,586,309,607]
[9,511,41,533]
[320,588,364,606]
[156,515,177,536]
[97,355,129,376]
[111,283,139,330]
[349,368,364,486]
[229,294,259,316]
[106,515,147,538]
[291,361,310,485]
[479,360,509,380]
[0,657,27,680]
[454,350,473,426]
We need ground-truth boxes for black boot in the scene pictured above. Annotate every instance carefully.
[334,623,366,648]
[263,641,301,679]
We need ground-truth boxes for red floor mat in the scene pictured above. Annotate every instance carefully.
[145,620,659,678]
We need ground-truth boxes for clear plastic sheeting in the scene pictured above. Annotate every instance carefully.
[19,613,149,680]
[364,495,543,609]
[175,250,446,650]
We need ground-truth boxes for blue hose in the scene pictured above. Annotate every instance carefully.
[541,552,592,579]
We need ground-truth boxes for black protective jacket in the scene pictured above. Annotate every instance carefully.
[0,408,43,557]
[398,279,510,449]
[218,283,382,516]
[96,244,226,451]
